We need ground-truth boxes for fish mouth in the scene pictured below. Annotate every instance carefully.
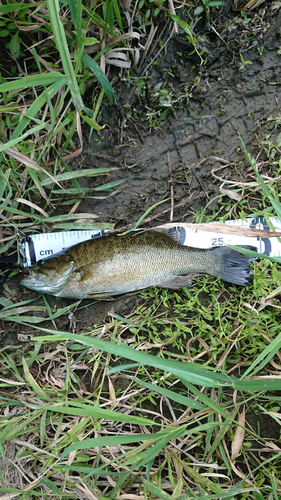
[20,278,45,293]
[20,272,49,293]
[20,262,75,296]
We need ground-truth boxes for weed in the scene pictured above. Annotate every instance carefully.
[239,53,253,70]
[194,0,225,24]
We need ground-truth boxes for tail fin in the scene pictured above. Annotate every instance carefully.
[213,245,256,286]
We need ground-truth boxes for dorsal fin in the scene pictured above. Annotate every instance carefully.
[144,227,186,245]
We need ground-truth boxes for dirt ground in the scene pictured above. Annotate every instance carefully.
[85,4,281,225]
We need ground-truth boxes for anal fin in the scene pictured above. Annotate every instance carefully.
[158,275,192,290]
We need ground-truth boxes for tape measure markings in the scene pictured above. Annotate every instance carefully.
[19,218,281,267]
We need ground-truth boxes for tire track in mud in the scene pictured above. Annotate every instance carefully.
[80,12,281,227]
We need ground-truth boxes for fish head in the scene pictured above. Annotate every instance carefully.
[20,253,75,296]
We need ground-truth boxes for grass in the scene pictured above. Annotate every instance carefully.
[0,0,281,499]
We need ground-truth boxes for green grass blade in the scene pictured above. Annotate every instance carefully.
[22,357,50,400]
[233,378,281,391]
[144,482,173,500]
[68,0,77,24]
[121,198,170,235]
[40,167,118,186]
[82,53,115,103]
[113,0,123,30]
[0,412,43,441]
[0,73,65,92]
[126,376,205,410]
[33,329,281,392]
[49,222,113,231]
[93,177,133,191]
[32,329,233,387]
[76,0,83,50]
[0,2,38,14]
[0,123,46,151]
[182,381,230,419]
[40,478,61,494]
[60,432,168,461]
[240,329,281,379]
[46,0,84,111]
[239,134,281,220]
[11,77,67,139]
[230,245,281,263]
[34,402,154,425]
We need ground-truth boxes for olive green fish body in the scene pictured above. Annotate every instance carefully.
[20,231,254,299]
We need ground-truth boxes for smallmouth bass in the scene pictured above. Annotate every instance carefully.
[20,230,255,300]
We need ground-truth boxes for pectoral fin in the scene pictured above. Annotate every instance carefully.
[86,290,115,300]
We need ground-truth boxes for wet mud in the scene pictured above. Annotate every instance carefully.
[77,10,280,228]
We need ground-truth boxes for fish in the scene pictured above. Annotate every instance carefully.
[20,230,255,300]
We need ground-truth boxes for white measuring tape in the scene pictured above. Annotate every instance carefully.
[20,229,105,267]
[20,217,281,268]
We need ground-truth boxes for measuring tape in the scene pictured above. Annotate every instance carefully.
[20,230,105,267]
[165,216,281,256]
[19,217,281,268]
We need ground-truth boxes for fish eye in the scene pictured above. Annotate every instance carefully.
[37,259,45,266]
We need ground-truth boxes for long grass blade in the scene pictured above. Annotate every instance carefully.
[0,73,65,92]
[32,329,281,391]
[33,401,154,425]
[60,431,169,461]
[46,0,84,111]
[10,78,67,139]
[32,329,234,387]
[40,167,118,186]
[0,123,46,151]
[239,134,281,220]
[126,376,205,410]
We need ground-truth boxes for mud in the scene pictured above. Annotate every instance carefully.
[77,9,280,227]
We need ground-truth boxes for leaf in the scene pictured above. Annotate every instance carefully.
[0,3,34,14]
[231,407,246,461]
[93,177,133,191]
[32,329,234,388]
[35,402,154,425]
[33,329,281,392]
[60,432,167,461]
[40,167,118,186]
[0,123,46,151]
[239,134,281,221]
[9,32,21,59]
[22,357,50,400]
[126,376,205,410]
[10,77,67,140]
[82,52,116,103]
[81,113,103,130]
